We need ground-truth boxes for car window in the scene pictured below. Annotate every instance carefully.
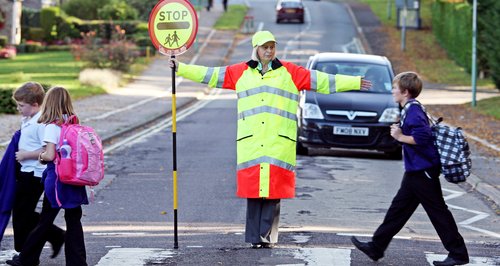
[315,62,392,93]
[280,1,302,8]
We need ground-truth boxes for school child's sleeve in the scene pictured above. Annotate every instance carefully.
[406,105,434,146]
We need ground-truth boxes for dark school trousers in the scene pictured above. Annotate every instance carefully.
[371,167,469,261]
[245,198,280,244]
[19,196,87,266]
[12,171,65,252]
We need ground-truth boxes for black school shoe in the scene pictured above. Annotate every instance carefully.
[351,236,384,261]
[51,231,65,258]
[5,254,40,266]
[433,256,469,266]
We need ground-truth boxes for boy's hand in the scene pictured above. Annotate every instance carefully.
[390,123,402,141]
[15,150,28,162]
[360,78,372,91]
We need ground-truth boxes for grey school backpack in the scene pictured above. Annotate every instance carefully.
[401,101,472,183]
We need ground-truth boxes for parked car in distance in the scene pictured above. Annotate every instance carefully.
[276,0,305,24]
[297,52,402,158]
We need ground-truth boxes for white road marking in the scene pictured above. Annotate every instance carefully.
[291,234,311,243]
[0,250,17,265]
[95,248,174,266]
[425,253,499,266]
[279,248,352,266]
[442,188,500,238]
[103,88,223,154]
[282,7,312,60]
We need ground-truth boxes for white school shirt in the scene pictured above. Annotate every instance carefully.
[19,112,46,177]
[43,124,62,150]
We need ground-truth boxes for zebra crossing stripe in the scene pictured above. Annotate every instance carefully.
[287,248,352,266]
[425,253,499,266]
[0,250,17,265]
[95,248,174,265]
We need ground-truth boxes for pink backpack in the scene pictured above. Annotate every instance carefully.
[55,116,104,186]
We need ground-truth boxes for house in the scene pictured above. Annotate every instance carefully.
[0,0,22,45]
[23,0,60,10]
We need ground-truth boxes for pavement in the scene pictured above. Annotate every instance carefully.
[1,1,499,211]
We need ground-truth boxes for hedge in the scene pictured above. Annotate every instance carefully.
[0,89,17,114]
[476,0,500,89]
[431,1,472,72]
[433,0,500,90]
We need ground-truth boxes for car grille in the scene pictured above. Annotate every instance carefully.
[325,110,378,122]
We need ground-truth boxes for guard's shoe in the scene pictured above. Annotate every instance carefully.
[433,256,469,266]
[261,243,275,249]
[250,243,262,249]
[350,236,383,262]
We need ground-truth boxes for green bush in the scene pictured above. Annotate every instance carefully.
[28,27,45,41]
[45,45,72,52]
[62,0,111,20]
[16,41,44,53]
[21,8,41,28]
[41,7,60,42]
[0,88,17,114]
[71,25,138,72]
[98,0,138,20]
[56,15,81,40]
[0,36,7,48]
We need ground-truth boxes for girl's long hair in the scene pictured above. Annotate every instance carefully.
[38,86,78,125]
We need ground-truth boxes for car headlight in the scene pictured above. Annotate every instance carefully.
[378,107,400,123]
[302,103,324,119]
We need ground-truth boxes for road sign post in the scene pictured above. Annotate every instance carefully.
[148,0,199,249]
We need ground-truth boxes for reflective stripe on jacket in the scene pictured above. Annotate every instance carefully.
[177,59,361,199]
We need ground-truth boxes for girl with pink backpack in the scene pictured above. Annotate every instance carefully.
[7,87,88,266]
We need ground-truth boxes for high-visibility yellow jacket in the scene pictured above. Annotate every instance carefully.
[177,59,361,199]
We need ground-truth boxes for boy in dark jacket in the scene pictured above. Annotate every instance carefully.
[351,72,469,266]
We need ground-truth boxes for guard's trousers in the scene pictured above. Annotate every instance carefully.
[371,167,469,261]
[245,198,280,244]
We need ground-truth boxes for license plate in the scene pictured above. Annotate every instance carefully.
[285,9,296,13]
[333,126,369,136]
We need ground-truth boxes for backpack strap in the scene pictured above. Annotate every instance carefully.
[400,100,441,127]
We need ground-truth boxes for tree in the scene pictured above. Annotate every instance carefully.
[98,0,138,20]
[62,0,111,20]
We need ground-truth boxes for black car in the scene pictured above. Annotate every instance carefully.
[297,52,402,158]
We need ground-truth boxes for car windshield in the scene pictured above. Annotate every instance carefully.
[315,62,392,93]
[281,2,302,8]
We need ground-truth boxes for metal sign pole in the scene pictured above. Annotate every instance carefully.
[148,0,199,250]
[471,0,477,107]
[171,54,179,249]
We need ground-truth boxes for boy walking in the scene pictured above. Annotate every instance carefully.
[11,82,65,257]
[351,72,469,266]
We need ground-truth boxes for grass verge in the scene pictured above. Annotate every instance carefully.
[474,96,500,119]
[0,51,105,99]
[213,5,248,30]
